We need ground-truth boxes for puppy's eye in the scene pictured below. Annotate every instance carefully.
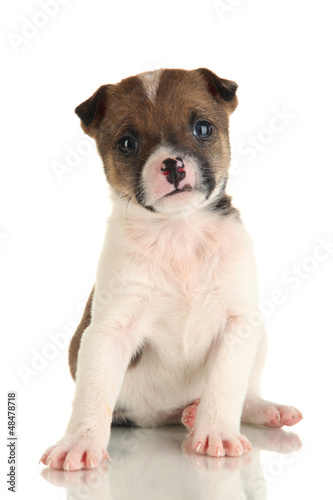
[193,121,213,138]
[117,135,138,154]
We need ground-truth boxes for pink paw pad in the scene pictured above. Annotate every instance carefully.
[181,399,200,431]
[278,405,303,426]
[223,435,253,457]
[192,433,252,458]
[264,405,303,428]
[264,406,283,428]
[40,441,111,471]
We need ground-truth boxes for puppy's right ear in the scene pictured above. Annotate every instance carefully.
[75,84,111,137]
[197,68,238,115]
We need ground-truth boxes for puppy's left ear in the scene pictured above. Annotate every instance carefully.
[75,84,112,137]
[197,68,238,114]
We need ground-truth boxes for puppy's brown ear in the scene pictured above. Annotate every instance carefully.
[75,84,111,137]
[197,68,238,114]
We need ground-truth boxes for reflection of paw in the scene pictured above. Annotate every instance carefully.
[181,399,200,431]
[276,430,302,453]
[190,426,253,458]
[40,433,111,471]
[262,429,302,453]
[241,424,302,454]
[40,461,110,487]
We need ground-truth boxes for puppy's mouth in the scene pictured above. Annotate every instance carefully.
[164,184,194,197]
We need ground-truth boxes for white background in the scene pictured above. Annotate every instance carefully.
[1,0,332,498]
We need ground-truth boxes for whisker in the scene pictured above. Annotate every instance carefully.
[116,180,141,202]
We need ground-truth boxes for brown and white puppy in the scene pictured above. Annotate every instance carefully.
[40,68,302,471]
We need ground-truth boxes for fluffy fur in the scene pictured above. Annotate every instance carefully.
[40,68,302,470]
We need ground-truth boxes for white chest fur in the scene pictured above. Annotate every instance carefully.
[91,200,259,422]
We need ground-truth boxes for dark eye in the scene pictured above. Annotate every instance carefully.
[193,121,213,138]
[117,135,138,154]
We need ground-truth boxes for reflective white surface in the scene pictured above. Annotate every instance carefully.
[2,0,333,499]
[38,423,305,499]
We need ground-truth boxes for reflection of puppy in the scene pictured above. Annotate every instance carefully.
[40,68,302,471]
[41,426,302,499]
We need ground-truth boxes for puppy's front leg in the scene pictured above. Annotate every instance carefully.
[191,315,261,457]
[40,287,148,471]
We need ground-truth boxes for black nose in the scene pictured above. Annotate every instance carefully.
[161,157,186,189]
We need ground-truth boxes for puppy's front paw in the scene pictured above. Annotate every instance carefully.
[40,432,111,471]
[190,429,252,458]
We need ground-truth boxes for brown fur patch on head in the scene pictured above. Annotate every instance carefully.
[196,68,238,114]
[75,68,238,206]
[75,85,112,138]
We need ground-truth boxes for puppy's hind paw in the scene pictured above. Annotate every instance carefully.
[242,397,303,428]
[181,399,200,432]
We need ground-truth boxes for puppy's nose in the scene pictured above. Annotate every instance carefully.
[161,157,186,189]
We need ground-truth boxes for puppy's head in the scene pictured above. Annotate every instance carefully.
[75,68,238,215]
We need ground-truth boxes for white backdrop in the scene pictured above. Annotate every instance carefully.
[1,0,332,498]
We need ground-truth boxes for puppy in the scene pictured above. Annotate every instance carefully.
[40,68,302,470]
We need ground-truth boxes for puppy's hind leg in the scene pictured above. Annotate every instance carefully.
[242,325,303,428]
[244,323,268,400]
